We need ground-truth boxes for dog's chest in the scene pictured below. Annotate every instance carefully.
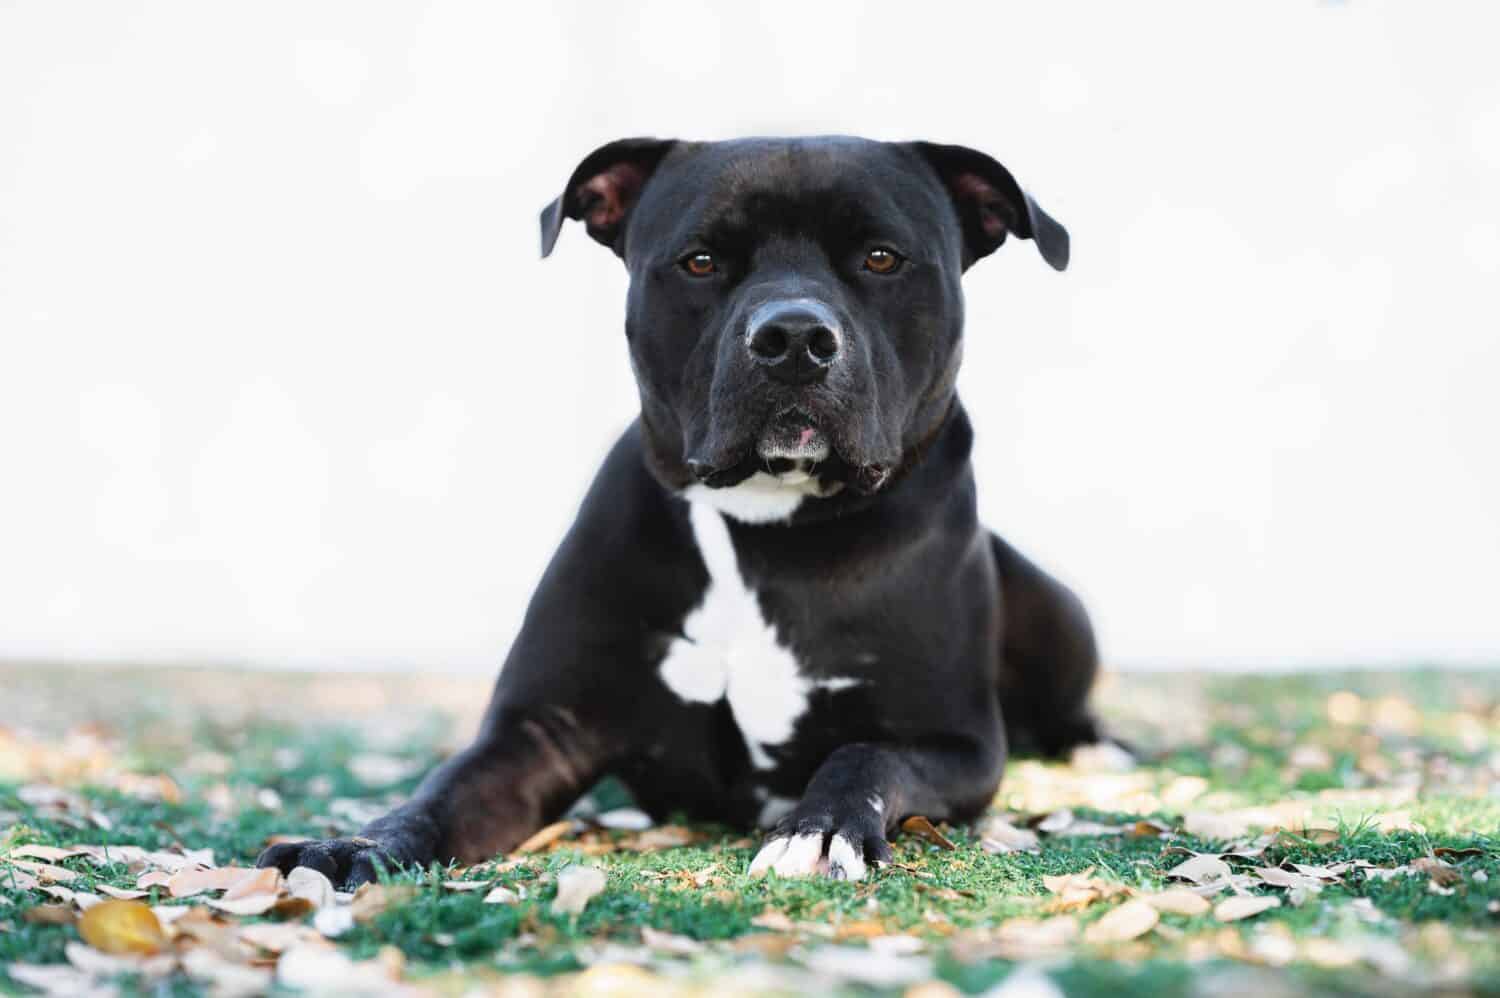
[657,502,851,770]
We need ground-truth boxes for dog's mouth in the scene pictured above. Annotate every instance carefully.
[686,406,892,496]
[756,408,831,463]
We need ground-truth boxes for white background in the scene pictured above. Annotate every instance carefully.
[2,2,1497,674]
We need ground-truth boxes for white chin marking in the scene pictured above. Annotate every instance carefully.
[683,471,823,525]
[827,834,866,881]
[771,832,826,877]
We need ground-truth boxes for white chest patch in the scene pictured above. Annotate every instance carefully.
[658,499,855,769]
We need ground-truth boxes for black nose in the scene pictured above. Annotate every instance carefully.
[746,302,841,385]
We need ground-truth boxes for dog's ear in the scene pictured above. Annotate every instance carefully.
[540,138,677,259]
[910,142,1069,272]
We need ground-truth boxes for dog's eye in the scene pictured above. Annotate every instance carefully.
[681,253,717,277]
[863,248,903,274]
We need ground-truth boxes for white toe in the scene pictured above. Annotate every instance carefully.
[826,833,866,881]
[771,832,825,877]
[749,836,790,877]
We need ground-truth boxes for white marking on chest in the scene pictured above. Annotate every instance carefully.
[658,500,854,769]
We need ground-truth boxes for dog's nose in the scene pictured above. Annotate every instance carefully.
[745,302,841,385]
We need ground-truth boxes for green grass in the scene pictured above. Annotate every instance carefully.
[1,667,1497,996]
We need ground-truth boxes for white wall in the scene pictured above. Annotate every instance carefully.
[2,2,1497,673]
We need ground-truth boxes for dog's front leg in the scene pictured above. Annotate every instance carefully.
[749,737,1004,881]
[257,702,619,887]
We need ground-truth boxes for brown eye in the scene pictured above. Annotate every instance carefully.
[864,247,902,274]
[682,252,717,276]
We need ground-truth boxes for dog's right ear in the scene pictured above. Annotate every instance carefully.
[539,138,677,259]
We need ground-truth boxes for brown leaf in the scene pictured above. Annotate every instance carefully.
[1165,853,1236,886]
[513,819,576,855]
[1143,889,1212,916]
[441,880,492,892]
[833,919,889,940]
[239,921,323,954]
[618,825,697,852]
[222,867,281,901]
[285,866,337,909]
[900,815,957,851]
[1433,846,1485,861]
[975,817,1040,855]
[750,909,796,932]
[23,903,77,925]
[348,881,416,922]
[641,926,705,954]
[550,864,606,915]
[181,947,274,995]
[1084,899,1160,943]
[137,870,172,890]
[77,899,166,954]
[96,885,150,901]
[7,859,80,884]
[1254,867,1324,891]
[167,866,258,898]
[208,893,282,916]
[1411,857,1462,887]
[1213,895,1281,922]
[7,845,91,863]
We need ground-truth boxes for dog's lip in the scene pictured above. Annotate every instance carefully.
[755,408,830,462]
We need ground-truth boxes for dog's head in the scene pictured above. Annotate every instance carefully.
[541,136,1067,511]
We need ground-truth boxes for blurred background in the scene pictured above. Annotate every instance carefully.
[1,1,1496,676]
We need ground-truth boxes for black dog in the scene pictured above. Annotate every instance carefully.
[259,136,1103,885]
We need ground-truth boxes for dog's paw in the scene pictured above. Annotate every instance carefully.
[255,837,401,890]
[748,794,892,882]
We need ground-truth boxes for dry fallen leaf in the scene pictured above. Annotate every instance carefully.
[1214,895,1282,922]
[1411,857,1462,887]
[222,867,281,901]
[482,885,520,904]
[285,865,338,909]
[1165,853,1236,887]
[514,819,576,854]
[641,926,705,954]
[1084,899,1160,943]
[618,825,696,851]
[181,946,274,997]
[7,859,80,884]
[96,885,150,901]
[975,816,1040,855]
[550,864,606,915]
[1143,889,1212,917]
[23,903,76,925]
[167,866,258,899]
[208,893,282,916]
[1254,867,1325,892]
[751,908,797,932]
[7,845,91,864]
[900,815,957,851]
[1183,812,1250,840]
[238,921,323,954]
[77,899,167,955]
[277,944,403,992]
[1041,868,1130,912]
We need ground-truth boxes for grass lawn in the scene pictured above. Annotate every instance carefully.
[2,665,1497,996]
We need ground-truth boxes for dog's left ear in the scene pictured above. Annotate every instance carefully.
[910,142,1069,272]
[540,138,677,259]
